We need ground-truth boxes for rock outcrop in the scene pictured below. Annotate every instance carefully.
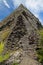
[0,4,42,65]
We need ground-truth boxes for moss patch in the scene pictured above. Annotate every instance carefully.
[0,41,4,54]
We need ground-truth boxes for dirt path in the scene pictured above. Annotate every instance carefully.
[19,55,41,65]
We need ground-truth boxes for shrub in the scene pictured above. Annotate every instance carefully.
[0,53,10,62]
[37,29,43,63]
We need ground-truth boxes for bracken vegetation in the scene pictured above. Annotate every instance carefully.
[0,41,4,54]
[37,28,43,63]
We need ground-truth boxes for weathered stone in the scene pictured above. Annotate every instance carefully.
[0,4,42,65]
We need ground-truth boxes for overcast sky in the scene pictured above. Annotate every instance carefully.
[0,0,43,25]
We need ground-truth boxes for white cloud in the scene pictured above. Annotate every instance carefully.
[12,0,43,12]
[0,0,43,24]
[3,0,10,8]
[25,0,43,24]
[12,0,43,24]
[25,0,43,15]
[12,0,24,8]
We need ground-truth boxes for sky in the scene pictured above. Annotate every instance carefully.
[0,0,43,25]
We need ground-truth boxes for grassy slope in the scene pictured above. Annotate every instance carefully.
[0,29,10,62]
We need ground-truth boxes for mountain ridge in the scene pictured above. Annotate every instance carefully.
[0,4,42,29]
[0,4,42,65]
